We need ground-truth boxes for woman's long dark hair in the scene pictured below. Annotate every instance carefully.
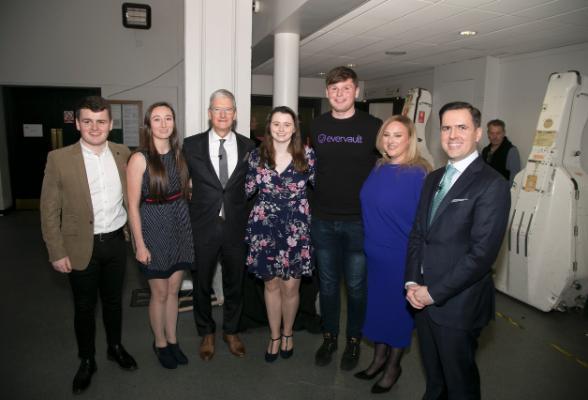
[259,106,308,172]
[139,102,190,201]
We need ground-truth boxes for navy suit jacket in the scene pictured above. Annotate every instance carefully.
[183,130,255,246]
[405,155,510,330]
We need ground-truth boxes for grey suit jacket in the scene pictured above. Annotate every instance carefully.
[40,141,131,270]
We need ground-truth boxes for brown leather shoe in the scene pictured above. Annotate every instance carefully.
[199,334,215,361]
[223,333,245,358]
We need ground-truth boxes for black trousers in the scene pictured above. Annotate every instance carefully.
[68,230,126,359]
[191,221,245,336]
[416,309,482,400]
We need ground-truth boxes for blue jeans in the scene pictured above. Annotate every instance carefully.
[312,218,366,338]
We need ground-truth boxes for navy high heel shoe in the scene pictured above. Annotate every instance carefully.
[280,334,294,359]
[265,337,281,363]
[354,364,385,380]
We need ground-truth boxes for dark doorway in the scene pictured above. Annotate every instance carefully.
[3,86,100,209]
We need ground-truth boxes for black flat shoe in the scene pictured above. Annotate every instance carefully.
[280,334,294,359]
[354,364,384,380]
[371,368,402,394]
[72,358,96,394]
[107,344,138,371]
[265,337,280,363]
[153,342,178,369]
[168,342,188,365]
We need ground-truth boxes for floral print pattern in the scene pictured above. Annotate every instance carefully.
[245,146,316,280]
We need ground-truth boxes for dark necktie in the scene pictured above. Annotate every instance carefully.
[219,139,228,187]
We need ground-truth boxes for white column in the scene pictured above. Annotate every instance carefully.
[273,32,300,112]
[184,0,252,137]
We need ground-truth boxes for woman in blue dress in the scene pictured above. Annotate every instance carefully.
[245,106,315,362]
[356,115,431,392]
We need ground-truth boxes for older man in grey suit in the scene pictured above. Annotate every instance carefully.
[183,89,255,361]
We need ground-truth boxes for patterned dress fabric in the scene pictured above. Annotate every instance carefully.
[245,146,316,280]
[139,151,194,279]
[360,163,426,347]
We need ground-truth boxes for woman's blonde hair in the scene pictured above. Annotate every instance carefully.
[375,114,432,173]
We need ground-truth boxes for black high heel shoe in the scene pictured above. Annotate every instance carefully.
[153,342,177,369]
[354,364,384,380]
[280,334,294,359]
[371,367,402,394]
[265,337,281,363]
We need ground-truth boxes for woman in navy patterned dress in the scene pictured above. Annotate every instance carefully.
[356,115,431,393]
[127,102,193,369]
[245,106,315,362]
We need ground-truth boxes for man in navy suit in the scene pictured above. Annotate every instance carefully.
[183,89,255,361]
[405,101,510,400]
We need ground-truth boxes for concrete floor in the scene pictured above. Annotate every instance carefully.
[1,211,586,399]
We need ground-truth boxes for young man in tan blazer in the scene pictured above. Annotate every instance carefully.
[40,96,137,394]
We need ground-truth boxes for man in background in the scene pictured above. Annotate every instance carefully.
[481,118,520,186]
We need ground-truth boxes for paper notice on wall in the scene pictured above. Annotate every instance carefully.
[111,104,122,130]
[63,111,74,124]
[23,124,43,137]
[122,104,140,147]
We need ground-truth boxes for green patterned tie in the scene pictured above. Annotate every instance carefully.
[429,164,458,225]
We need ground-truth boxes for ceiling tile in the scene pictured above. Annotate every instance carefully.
[255,0,588,81]
[366,3,466,38]
[411,48,486,65]
[511,0,588,18]
[478,0,554,14]
[300,31,352,54]
[543,8,588,26]
[325,34,388,54]
[444,0,499,7]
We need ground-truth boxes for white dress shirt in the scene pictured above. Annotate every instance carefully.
[208,130,238,180]
[81,142,127,234]
[444,150,479,191]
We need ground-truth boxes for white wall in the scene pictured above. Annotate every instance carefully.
[498,43,588,165]
[252,74,328,98]
[364,70,434,100]
[361,43,588,170]
[365,69,435,159]
[430,56,504,165]
[0,0,184,128]
[0,0,184,209]
[184,0,252,136]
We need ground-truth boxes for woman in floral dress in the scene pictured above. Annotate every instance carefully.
[245,106,315,362]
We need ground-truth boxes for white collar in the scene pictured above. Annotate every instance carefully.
[448,151,478,173]
[80,141,109,156]
[209,129,235,143]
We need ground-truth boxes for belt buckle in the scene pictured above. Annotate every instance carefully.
[97,232,106,242]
